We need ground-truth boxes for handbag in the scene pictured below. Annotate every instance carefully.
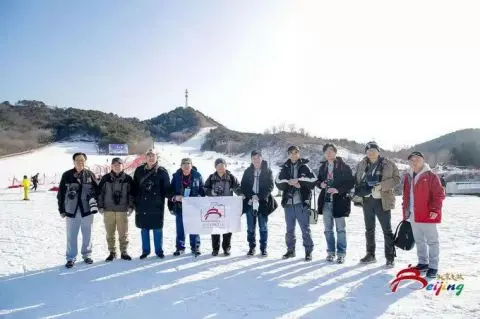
[394,220,415,251]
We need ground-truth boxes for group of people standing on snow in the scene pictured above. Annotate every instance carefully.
[57,142,445,278]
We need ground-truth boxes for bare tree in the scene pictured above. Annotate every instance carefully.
[278,122,286,132]
[288,123,296,133]
[271,126,278,135]
[299,128,305,136]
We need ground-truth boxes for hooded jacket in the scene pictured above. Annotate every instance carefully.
[402,164,445,223]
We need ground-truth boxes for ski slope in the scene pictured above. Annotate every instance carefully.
[1,129,479,319]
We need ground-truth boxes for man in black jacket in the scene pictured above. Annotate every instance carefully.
[317,143,354,264]
[57,152,99,268]
[241,150,275,257]
[275,146,317,261]
[98,158,135,262]
[133,149,170,259]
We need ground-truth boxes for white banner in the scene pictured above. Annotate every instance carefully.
[182,196,243,235]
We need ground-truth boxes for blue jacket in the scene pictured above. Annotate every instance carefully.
[168,167,205,213]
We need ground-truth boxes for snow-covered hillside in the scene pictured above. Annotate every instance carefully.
[0,129,479,318]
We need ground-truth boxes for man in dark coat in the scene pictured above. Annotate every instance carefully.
[204,158,243,257]
[31,173,39,191]
[168,158,205,257]
[275,146,317,261]
[98,157,135,262]
[133,149,170,259]
[241,150,275,257]
[317,143,354,264]
[57,152,99,268]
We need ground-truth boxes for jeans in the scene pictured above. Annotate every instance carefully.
[245,207,268,250]
[141,228,163,255]
[175,211,200,250]
[322,202,346,256]
[66,213,93,261]
[285,203,314,253]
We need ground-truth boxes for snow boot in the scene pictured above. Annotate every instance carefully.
[282,251,296,259]
[192,249,201,257]
[224,248,231,257]
[360,254,376,264]
[247,248,256,256]
[413,263,429,272]
[426,268,438,279]
[83,257,93,264]
[156,252,165,259]
[386,259,395,268]
[65,260,75,268]
[305,251,312,262]
[105,252,116,262]
[326,254,335,262]
[173,249,185,256]
[139,253,149,259]
[212,250,219,257]
[261,249,268,257]
[337,256,345,264]
[121,253,132,261]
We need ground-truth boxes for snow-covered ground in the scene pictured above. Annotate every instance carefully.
[1,129,479,318]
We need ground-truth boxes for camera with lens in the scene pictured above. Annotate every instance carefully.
[67,185,79,200]
[113,190,122,205]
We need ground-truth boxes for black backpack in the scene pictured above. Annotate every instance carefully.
[394,220,415,251]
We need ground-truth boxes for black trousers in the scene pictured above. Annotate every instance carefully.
[362,197,395,259]
[211,233,232,252]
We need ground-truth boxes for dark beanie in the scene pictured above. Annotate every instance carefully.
[251,150,262,157]
[365,141,380,153]
[323,143,338,153]
[215,158,227,167]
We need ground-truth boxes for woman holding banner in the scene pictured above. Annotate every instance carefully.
[204,158,243,256]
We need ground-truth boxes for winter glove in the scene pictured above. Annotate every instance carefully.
[99,208,104,215]
[127,208,134,217]
[170,210,175,216]
[252,195,259,201]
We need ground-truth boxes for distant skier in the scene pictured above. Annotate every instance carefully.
[241,150,276,257]
[98,158,135,262]
[275,145,317,262]
[204,158,243,257]
[316,143,354,264]
[31,173,39,191]
[168,158,205,257]
[133,149,170,259]
[57,152,99,268]
[22,175,30,200]
[402,151,445,278]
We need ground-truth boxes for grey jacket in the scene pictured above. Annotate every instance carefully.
[98,171,135,212]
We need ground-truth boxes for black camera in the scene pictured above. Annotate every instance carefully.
[113,190,122,205]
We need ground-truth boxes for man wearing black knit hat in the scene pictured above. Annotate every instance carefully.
[354,141,400,268]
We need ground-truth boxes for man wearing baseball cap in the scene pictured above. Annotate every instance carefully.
[98,157,135,262]
[402,151,445,278]
[354,141,400,268]
[275,145,317,261]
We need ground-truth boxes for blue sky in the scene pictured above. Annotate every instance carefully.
[1,0,480,150]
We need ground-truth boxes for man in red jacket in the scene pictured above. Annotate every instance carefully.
[402,151,445,278]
